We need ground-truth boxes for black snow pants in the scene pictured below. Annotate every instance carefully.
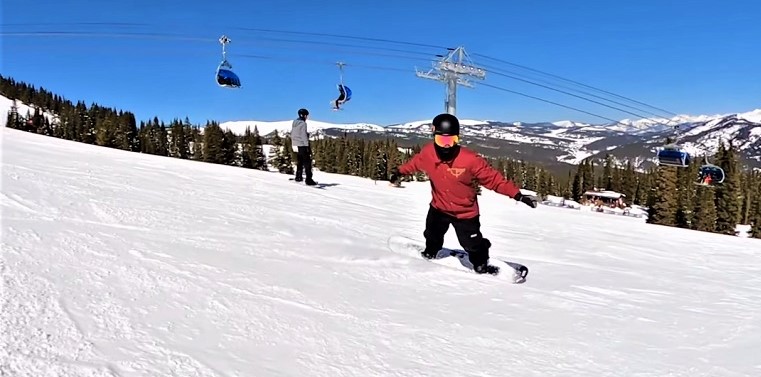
[295,146,313,181]
[423,205,491,268]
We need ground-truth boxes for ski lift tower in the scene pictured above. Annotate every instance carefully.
[415,46,486,116]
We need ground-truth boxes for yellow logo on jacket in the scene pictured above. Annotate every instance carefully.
[447,168,466,178]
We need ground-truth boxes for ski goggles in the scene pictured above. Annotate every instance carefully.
[434,134,459,147]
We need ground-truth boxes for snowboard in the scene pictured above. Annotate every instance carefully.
[288,178,327,189]
[387,235,529,284]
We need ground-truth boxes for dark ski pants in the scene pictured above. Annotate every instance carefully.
[423,205,491,267]
[295,146,313,181]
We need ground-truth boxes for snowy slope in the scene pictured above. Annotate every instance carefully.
[3,128,761,376]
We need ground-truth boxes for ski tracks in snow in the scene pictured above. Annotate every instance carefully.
[1,253,120,376]
[5,128,761,376]
[2,227,232,376]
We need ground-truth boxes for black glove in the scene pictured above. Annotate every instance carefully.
[389,167,400,184]
[514,192,538,208]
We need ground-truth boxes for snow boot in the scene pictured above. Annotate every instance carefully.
[420,249,438,260]
[473,263,500,275]
[305,179,318,186]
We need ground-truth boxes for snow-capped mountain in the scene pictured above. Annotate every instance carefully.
[2,91,759,170]
[220,108,761,170]
[220,119,386,136]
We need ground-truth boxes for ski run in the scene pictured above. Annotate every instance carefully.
[2,126,760,376]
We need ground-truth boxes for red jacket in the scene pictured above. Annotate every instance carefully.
[398,143,521,219]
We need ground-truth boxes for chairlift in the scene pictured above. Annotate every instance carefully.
[216,35,241,88]
[656,144,691,167]
[655,124,690,167]
[331,62,352,110]
[695,156,725,187]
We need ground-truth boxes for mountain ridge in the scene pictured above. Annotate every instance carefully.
[2,88,758,171]
[220,107,761,169]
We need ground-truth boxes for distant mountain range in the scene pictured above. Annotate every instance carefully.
[220,108,761,171]
[2,91,758,172]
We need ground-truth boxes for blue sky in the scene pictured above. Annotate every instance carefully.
[2,0,759,126]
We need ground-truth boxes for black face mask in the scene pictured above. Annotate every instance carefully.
[434,143,460,162]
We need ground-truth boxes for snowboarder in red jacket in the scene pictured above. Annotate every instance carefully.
[389,113,537,274]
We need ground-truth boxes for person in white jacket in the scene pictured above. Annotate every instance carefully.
[290,108,317,185]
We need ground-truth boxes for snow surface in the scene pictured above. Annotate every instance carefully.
[737,109,761,123]
[3,127,761,377]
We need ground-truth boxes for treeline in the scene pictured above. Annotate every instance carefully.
[2,75,270,169]
[646,142,761,237]
[310,134,567,196]
[2,75,759,238]
[565,146,761,238]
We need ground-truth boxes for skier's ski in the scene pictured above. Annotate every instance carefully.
[387,235,528,283]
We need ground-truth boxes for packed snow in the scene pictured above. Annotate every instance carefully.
[2,127,761,377]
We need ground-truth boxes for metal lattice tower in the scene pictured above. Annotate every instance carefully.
[415,46,486,116]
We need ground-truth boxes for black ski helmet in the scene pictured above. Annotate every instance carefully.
[431,113,460,161]
[432,113,460,136]
[298,108,309,119]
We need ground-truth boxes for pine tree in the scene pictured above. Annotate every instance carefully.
[571,169,582,201]
[675,161,699,228]
[157,123,169,156]
[373,144,388,181]
[202,121,226,164]
[564,170,573,199]
[648,165,678,226]
[169,120,188,159]
[693,186,718,232]
[251,126,267,170]
[268,133,283,170]
[621,161,637,204]
[279,136,294,174]
[602,154,613,189]
[95,117,115,147]
[714,142,741,235]
[240,126,255,169]
[336,135,349,174]
[222,130,239,165]
[191,126,204,160]
[345,138,363,176]
[750,176,761,239]
[740,170,753,225]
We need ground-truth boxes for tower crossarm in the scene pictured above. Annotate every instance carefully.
[414,46,486,115]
